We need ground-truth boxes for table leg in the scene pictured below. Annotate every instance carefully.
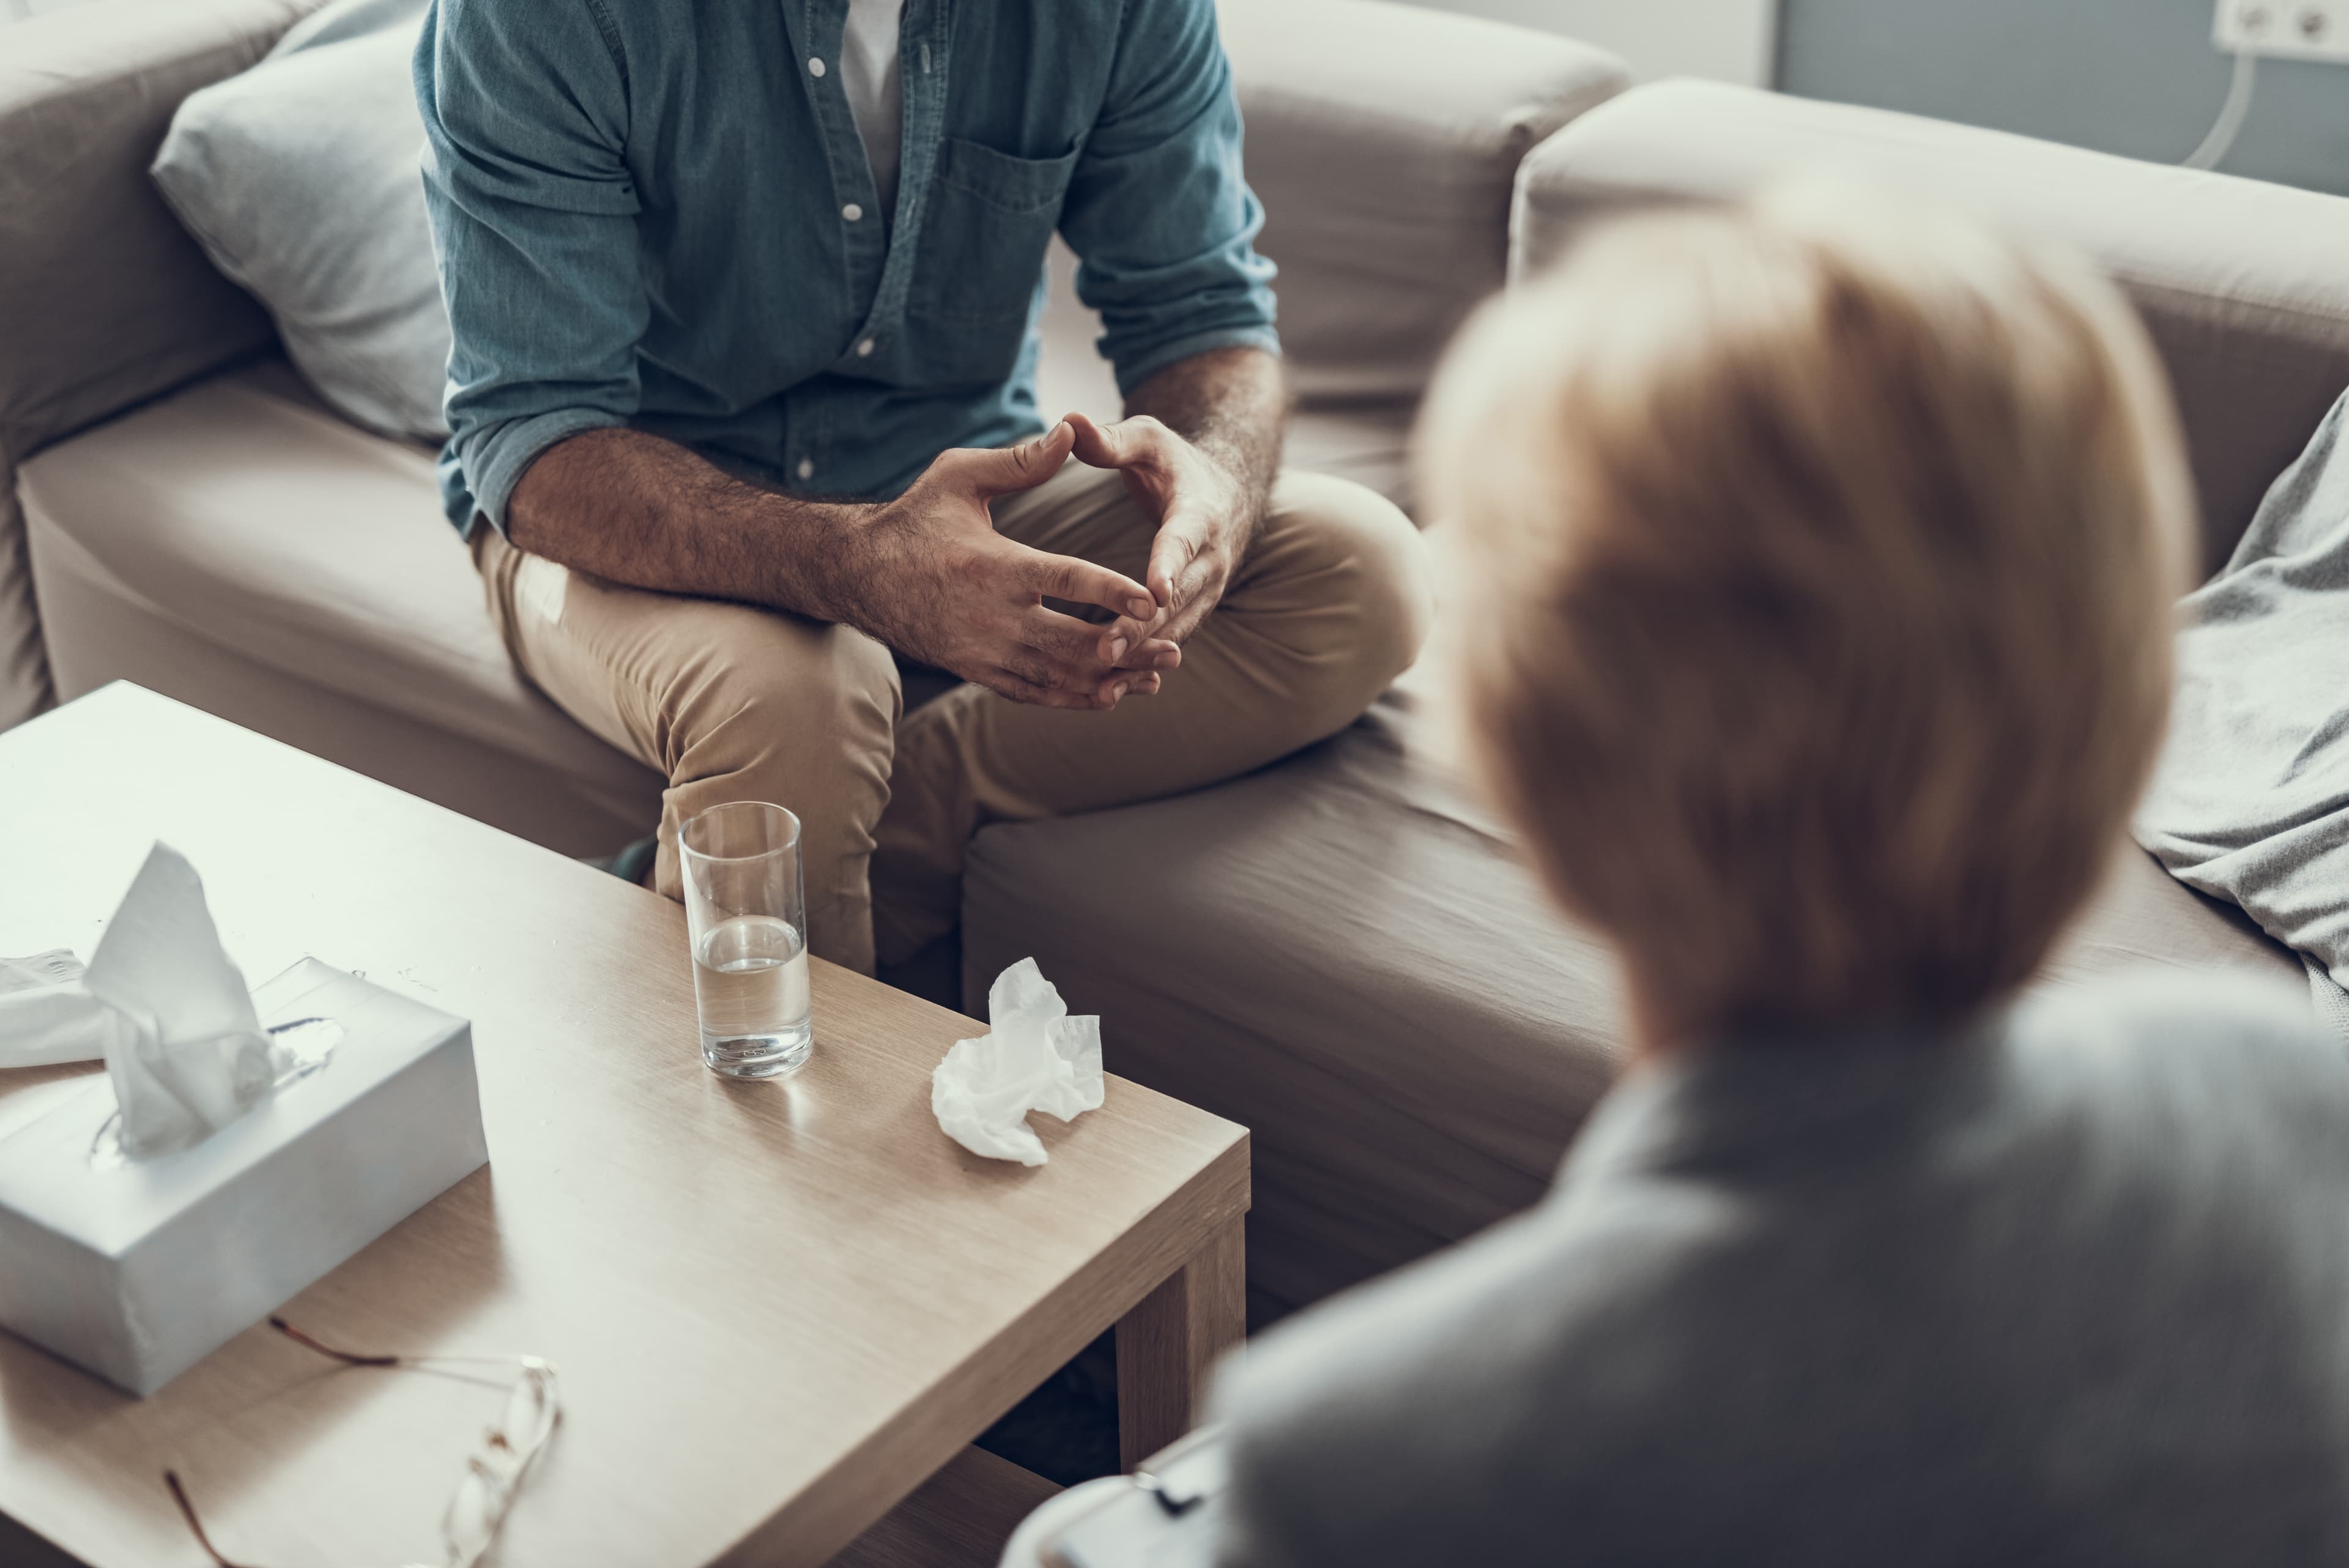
[1115,1216,1245,1471]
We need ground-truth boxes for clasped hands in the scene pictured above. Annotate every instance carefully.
[853,414,1252,710]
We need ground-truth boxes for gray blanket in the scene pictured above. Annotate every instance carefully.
[2136,388,2349,1038]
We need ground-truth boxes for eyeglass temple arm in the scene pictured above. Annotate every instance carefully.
[269,1315,402,1367]
[161,1322,398,1568]
[163,1470,250,1568]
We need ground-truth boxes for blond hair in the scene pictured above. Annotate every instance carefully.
[1419,188,2195,1039]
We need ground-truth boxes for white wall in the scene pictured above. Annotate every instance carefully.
[1781,0,2349,198]
[1404,0,1778,84]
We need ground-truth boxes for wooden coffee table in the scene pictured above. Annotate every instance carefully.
[0,684,1248,1568]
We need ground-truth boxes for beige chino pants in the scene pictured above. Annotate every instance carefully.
[474,461,1431,973]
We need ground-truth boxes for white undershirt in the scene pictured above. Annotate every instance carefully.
[841,0,905,225]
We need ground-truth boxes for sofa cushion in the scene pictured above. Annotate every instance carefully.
[0,0,325,734]
[18,363,663,854]
[1219,0,1628,405]
[152,0,447,442]
[962,683,2299,1321]
[1283,404,1413,512]
[1512,80,2349,576]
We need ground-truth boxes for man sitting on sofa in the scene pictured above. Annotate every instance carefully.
[412,0,1430,972]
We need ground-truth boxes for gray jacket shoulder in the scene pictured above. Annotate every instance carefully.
[1210,970,2349,1568]
[1209,1176,1723,1567]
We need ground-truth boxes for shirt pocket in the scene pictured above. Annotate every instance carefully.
[907,136,1080,381]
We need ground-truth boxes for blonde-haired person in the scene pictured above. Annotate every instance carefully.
[1003,190,2349,1568]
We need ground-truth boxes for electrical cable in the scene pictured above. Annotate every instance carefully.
[2184,48,2259,169]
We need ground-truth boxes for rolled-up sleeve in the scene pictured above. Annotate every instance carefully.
[1058,0,1279,398]
[414,0,645,535]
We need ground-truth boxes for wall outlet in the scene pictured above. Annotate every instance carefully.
[2214,0,2349,61]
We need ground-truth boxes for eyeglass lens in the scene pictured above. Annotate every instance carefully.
[439,1361,560,1568]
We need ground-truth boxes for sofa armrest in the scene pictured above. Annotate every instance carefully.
[1220,0,1627,406]
[1513,80,2349,574]
[0,0,319,729]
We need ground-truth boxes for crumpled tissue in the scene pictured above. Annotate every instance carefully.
[930,958,1104,1166]
[0,842,283,1158]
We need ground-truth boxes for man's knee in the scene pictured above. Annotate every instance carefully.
[669,617,901,813]
[1261,470,1436,720]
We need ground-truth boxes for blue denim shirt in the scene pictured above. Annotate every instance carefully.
[414,0,1280,537]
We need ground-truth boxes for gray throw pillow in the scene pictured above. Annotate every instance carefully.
[152,0,450,442]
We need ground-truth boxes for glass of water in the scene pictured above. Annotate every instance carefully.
[679,801,812,1079]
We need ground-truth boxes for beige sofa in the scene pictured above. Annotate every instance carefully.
[7,0,2348,1328]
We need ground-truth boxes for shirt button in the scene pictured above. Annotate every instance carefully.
[842,203,863,223]
[796,458,814,480]
[856,338,875,357]
[807,56,826,76]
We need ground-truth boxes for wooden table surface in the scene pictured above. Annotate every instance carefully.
[0,685,1248,1568]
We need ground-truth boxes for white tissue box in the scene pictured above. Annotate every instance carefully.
[0,959,487,1396]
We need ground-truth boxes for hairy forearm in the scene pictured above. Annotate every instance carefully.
[504,428,870,622]
[1124,346,1287,519]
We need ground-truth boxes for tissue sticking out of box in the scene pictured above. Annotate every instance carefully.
[930,959,1104,1167]
[0,950,120,1068]
[81,844,288,1159]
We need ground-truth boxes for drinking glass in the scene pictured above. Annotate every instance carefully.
[679,801,813,1079]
